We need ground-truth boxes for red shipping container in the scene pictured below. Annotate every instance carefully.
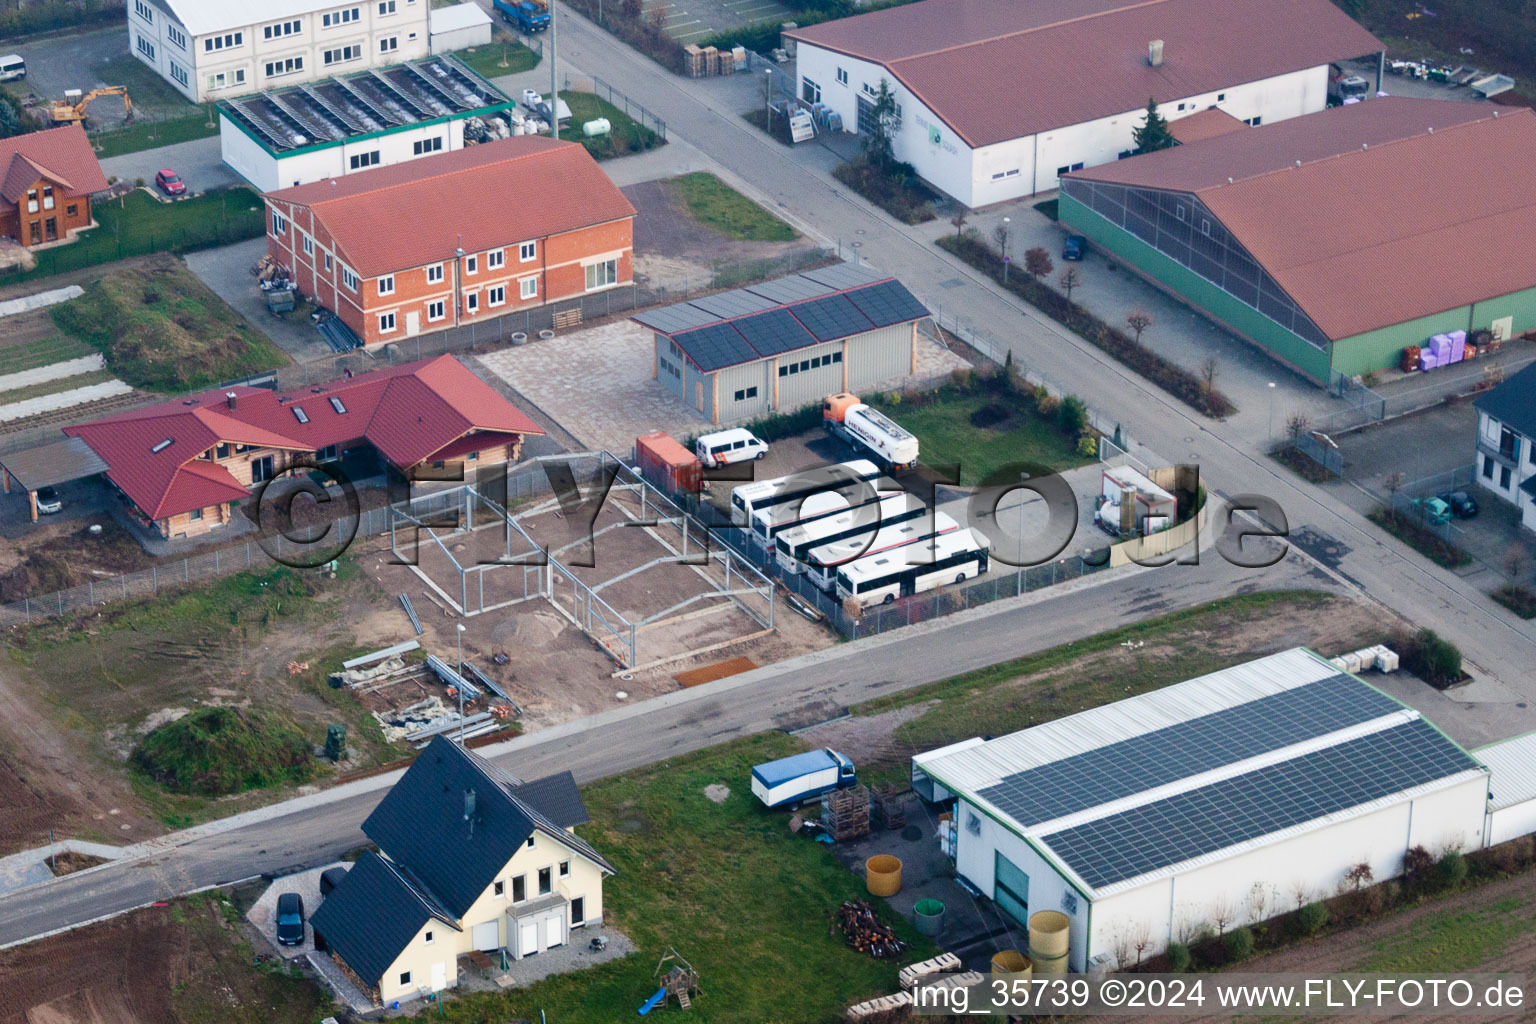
[636,432,702,493]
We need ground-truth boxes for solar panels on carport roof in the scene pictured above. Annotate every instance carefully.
[671,322,758,371]
[632,302,719,335]
[799,262,884,290]
[845,280,930,328]
[746,274,839,304]
[1039,718,1480,890]
[734,307,818,356]
[689,288,779,319]
[976,673,1402,829]
[790,294,876,342]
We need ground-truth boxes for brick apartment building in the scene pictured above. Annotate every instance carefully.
[262,136,636,348]
[0,124,108,249]
[64,355,543,540]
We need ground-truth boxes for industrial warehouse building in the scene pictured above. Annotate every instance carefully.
[634,265,929,425]
[1060,100,1536,382]
[786,0,1383,206]
[220,55,514,192]
[911,649,1493,971]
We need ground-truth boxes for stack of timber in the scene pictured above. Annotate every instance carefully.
[833,900,908,960]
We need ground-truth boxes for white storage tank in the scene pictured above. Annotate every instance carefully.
[583,117,611,137]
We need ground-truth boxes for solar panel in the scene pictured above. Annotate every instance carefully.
[632,303,720,335]
[734,307,818,357]
[747,274,838,305]
[1040,719,1480,890]
[978,674,1402,828]
[690,288,778,319]
[790,294,876,342]
[672,322,758,372]
[845,280,930,328]
[800,262,883,290]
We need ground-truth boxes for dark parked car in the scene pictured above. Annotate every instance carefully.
[319,866,350,896]
[1062,234,1086,261]
[275,891,305,946]
[1439,491,1479,519]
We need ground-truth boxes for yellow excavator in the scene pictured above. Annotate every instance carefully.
[49,85,132,125]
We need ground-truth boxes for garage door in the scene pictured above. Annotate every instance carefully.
[994,851,1029,927]
[472,920,499,951]
[519,919,539,957]
[544,914,563,949]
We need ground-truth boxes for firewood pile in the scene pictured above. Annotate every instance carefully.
[833,900,908,960]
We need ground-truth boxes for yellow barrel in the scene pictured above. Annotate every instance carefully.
[1031,951,1068,976]
[990,950,1032,978]
[865,855,902,897]
[1028,910,1071,959]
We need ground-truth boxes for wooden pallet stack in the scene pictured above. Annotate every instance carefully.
[823,784,871,841]
[871,783,906,831]
[833,900,908,960]
[702,45,720,75]
[684,44,708,78]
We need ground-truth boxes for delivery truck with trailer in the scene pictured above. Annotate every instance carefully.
[823,393,919,471]
[751,748,857,808]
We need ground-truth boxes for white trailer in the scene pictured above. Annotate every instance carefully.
[823,393,919,471]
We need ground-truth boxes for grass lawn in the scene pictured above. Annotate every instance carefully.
[670,172,796,242]
[12,188,266,284]
[868,390,1092,485]
[560,90,664,160]
[418,732,932,1023]
[0,334,95,376]
[50,254,286,391]
[90,54,198,118]
[92,111,219,159]
[1351,894,1536,973]
[449,39,541,78]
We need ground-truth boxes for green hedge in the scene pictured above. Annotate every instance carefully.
[0,0,123,40]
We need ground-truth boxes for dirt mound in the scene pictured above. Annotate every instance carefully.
[131,705,316,797]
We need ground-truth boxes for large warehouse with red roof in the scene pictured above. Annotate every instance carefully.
[61,355,542,540]
[786,0,1383,207]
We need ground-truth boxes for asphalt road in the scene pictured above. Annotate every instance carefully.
[0,547,1319,948]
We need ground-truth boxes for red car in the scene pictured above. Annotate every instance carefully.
[155,169,186,196]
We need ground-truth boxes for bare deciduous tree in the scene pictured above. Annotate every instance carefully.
[1290,879,1311,911]
[1209,895,1235,936]
[1058,267,1082,302]
[1285,411,1312,448]
[1247,881,1272,924]
[1200,356,1219,396]
[1383,471,1406,505]
[1131,923,1152,968]
[950,209,970,238]
[1504,543,1530,582]
[1126,310,1154,343]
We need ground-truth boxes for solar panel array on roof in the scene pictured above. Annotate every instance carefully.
[799,262,884,290]
[978,674,1401,829]
[690,288,780,319]
[846,279,932,328]
[1040,718,1480,890]
[671,322,759,372]
[793,294,876,342]
[749,274,838,304]
[736,307,819,356]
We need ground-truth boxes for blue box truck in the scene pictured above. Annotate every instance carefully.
[751,748,857,808]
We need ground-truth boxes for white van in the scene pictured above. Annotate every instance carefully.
[0,56,25,82]
[696,428,767,468]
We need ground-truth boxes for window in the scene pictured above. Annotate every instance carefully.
[465,291,479,313]
[1177,102,1187,111]
[733,386,758,401]
[426,263,444,284]
[989,168,1020,181]
[136,35,156,59]
[207,69,246,90]
[342,266,359,290]
[189,508,203,521]
[1054,162,1084,176]
[1501,465,1513,489]
[265,56,304,77]
[66,203,78,218]
[488,285,505,307]
[167,24,186,49]
[1217,93,1226,101]
[293,406,310,424]
[379,311,397,333]
[216,444,231,459]
[169,62,189,87]
[349,150,380,170]
[133,0,153,21]
[323,253,332,270]
[538,867,552,895]
[1483,455,1495,479]
[584,259,617,290]
[1200,218,1211,236]
[526,837,535,849]
[1244,115,1262,126]
[271,211,287,235]
[559,860,570,877]
[486,248,504,269]
[465,254,477,275]
[322,7,360,27]
[427,299,445,321]
[512,875,526,902]
[378,274,395,296]
[412,136,442,155]
[329,396,347,414]
[317,444,338,462]
[380,36,398,53]
[570,896,585,924]
[836,67,848,85]
[203,32,242,52]
[251,456,275,483]
[519,240,536,262]
[324,44,362,65]
[25,190,36,214]
[264,20,301,39]
[494,880,505,897]
[380,0,397,11]
[41,186,53,210]
[301,233,313,256]
[519,277,537,300]
[423,929,435,945]
[801,76,821,104]
[399,971,411,987]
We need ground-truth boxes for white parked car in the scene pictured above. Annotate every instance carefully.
[695,428,768,468]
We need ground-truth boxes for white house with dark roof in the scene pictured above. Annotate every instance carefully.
[786,0,1384,206]
[310,736,613,1005]
[911,649,1489,971]
[1473,362,1536,534]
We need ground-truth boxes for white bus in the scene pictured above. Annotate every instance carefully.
[729,459,882,526]
[775,492,931,575]
[804,508,962,591]
[749,472,903,545]
[835,529,990,608]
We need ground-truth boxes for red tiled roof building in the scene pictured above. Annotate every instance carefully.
[0,124,108,249]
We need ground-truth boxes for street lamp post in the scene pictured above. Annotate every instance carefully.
[1001,216,1011,284]
[455,623,467,744]
[763,68,774,135]
[1267,381,1277,442]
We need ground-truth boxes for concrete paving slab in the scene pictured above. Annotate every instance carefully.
[247,862,347,959]
[0,285,83,319]
[0,354,105,393]
[0,379,132,422]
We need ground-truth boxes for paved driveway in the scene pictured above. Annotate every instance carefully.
[4,28,133,130]
[184,238,334,363]
[101,135,238,195]
[246,862,348,959]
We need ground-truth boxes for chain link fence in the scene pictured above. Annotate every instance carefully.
[562,72,667,142]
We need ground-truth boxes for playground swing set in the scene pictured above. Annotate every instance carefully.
[637,948,701,1015]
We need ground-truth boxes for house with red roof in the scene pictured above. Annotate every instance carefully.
[64,355,543,540]
[262,136,636,349]
[1,124,108,248]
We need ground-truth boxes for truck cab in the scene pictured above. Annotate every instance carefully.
[750,748,857,808]
[494,0,550,32]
